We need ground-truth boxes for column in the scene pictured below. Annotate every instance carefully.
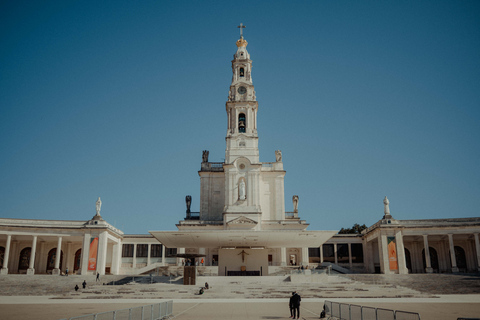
[448,234,459,273]
[80,233,91,275]
[367,241,375,273]
[379,234,390,274]
[147,243,152,266]
[474,233,480,272]
[423,235,433,273]
[161,244,166,266]
[111,242,121,275]
[1,235,12,274]
[38,241,46,273]
[132,244,137,269]
[66,242,72,273]
[348,243,353,270]
[334,243,338,264]
[27,236,37,275]
[280,247,287,266]
[395,230,408,274]
[177,248,185,266]
[301,247,309,266]
[53,236,63,275]
[96,231,108,275]
[319,245,324,264]
[199,248,206,266]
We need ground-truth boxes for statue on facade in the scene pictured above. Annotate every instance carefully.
[383,196,392,219]
[275,150,282,162]
[292,195,299,213]
[185,195,192,213]
[95,197,102,216]
[202,150,209,163]
[239,179,246,200]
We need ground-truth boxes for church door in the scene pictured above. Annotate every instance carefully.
[46,248,63,272]
[18,247,31,271]
[74,249,82,271]
[422,247,439,272]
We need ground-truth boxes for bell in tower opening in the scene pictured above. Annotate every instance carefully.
[238,113,246,133]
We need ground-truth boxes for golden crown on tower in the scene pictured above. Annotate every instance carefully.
[236,38,248,48]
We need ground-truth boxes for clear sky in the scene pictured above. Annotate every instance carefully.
[1,1,479,234]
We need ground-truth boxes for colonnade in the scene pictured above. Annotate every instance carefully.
[0,231,121,275]
[365,231,480,274]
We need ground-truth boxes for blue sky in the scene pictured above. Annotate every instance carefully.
[1,1,479,234]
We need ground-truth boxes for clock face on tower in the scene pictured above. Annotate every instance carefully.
[237,86,247,94]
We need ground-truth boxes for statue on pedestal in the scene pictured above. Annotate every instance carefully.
[383,196,392,219]
[202,150,209,163]
[292,195,299,213]
[185,195,192,213]
[239,179,246,200]
[275,150,282,162]
[95,197,102,216]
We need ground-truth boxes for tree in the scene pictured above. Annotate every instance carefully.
[338,223,367,234]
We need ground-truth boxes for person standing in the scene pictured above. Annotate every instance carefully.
[65,268,69,276]
[96,272,99,282]
[291,291,301,319]
[82,280,87,289]
[289,292,295,318]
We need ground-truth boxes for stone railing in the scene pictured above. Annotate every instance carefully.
[285,211,299,219]
[185,212,200,220]
[200,162,224,172]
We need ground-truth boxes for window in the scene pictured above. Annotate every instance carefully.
[136,244,148,257]
[166,248,177,257]
[122,244,134,257]
[151,244,163,257]
[309,247,321,263]
[351,243,364,263]
[240,67,244,77]
[238,113,246,133]
[322,244,334,262]
[337,244,349,263]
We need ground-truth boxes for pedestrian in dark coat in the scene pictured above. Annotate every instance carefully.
[82,280,87,289]
[289,291,295,318]
[290,291,301,319]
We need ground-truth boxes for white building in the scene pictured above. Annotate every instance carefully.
[1,28,479,277]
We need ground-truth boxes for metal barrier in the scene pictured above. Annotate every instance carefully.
[323,300,420,320]
[61,300,173,320]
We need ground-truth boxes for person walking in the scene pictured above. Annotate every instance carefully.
[291,291,301,319]
[82,280,87,289]
[65,268,69,276]
[96,272,100,282]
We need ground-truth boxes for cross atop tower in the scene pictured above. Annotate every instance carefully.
[237,23,245,38]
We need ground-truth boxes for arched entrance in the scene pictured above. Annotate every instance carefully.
[46,248,63,272]
[450,246,467,271]
[422,247,439,272]
[404,248,412,272]
[74,249,82,271]
[0,246,5,268]
[18,247,31,271]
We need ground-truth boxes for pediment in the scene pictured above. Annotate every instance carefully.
[227,216,258,225]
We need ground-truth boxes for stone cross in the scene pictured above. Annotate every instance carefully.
[238,249,249,262]
[237,23,245,38]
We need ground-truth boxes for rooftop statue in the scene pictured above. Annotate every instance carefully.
[95,197,102,216]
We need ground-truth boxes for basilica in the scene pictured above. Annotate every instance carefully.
[1,28,479,277]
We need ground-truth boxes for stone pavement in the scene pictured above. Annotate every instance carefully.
[0,273,480,319]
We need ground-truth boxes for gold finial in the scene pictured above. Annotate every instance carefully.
[236,38,248,47]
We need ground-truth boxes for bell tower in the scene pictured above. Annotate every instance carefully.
[225,23,259,164]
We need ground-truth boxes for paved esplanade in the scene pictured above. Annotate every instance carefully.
[1,274,480,319]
